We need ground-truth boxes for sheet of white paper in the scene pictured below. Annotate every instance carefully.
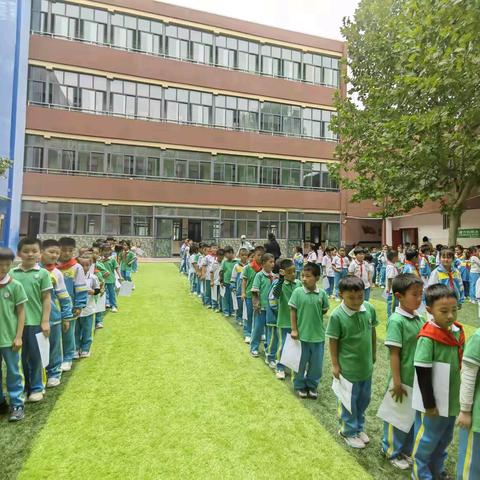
[95,293,106,313]
[200,281,204,295]
[35,332,50,368]
[219,285,226,298]
[377,381,416,433]
[118,281,134,297]
[322,276,330,289]
[242,300,248,321]
[115,271,121,289]
[211,285,218,301]
[279,334,302,372]
[231,292,239,310]
[412,362,450,417]
[332,375,353,414]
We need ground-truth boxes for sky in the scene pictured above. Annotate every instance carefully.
[160,0,361,41]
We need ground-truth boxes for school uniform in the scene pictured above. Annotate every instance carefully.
[293,253,304,280]
[456,256,470,300]
[418,255,432,286]
[288,286,329,391]
[57,259,88,363]
[273,278,302,373]
[469,255,480,302]
[250,270,274,353]
[10,265,53,394]
[412,321,465,480]
[220,259,237,316]
[332,255,349,298]
[196,254,204,297]
[326,301,379,438]
[0,275,28,408]
[378,251,388,286]
[94,261,107,327]
[382,307,425,460]
[385,262,399,319]
[348,259,371,300]
[75,271,100,355]
[231,262,247,322]
[210,260,221,311]
[41,265,73,380]
[457,328,480,479]
[322,255,335,296]
[428,265,465,306]
[119,250,136,282]
[203,254,214,307]
[188,253,197,293]
[242,262,262,338]
[403,261,421,277]
[265,282,279,364]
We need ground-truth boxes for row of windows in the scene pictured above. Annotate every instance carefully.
[28,66,338,141]
[24,135,338,191]
[31,0,341,87]
[21,201,340,241]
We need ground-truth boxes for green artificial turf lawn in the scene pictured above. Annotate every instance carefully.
[2,264,478,479]
[6,264,369,480]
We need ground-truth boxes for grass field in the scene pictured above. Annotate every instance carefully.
[1,263,478,479]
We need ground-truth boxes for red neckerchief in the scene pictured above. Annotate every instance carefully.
[340,256,344,268]
[356,260,364,277]
[0,276,12,288]
[250,260,262,273]
[57,258,78,271]
[418,321,465,365]
[405,260,420,277]
[442,267,455,289]
[43,264,57,272]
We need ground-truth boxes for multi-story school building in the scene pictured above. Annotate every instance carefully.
[2,0,385,256]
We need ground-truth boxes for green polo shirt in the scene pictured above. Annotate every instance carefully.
[326,302,379,382]
[252,270,274,310]
[463,329,480,433]
[414,323,462,416]
[0,277,28,347]
[221,259,237,284]
[385,308,426,387]
[242,264,258,299]
[288,287,329,342]
[277,279,302,328]
[10,265,53,327]
[103,258,119,284]
[119,251,136,272]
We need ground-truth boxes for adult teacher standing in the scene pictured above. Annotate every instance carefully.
[264,233,281,260]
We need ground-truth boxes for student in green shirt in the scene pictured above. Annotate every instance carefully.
[11,238,52,404]
[412,284,465,480]
[272,258,302,380]
[101,243,121,313]
[118,240,136,282]
[457,328,480,480]
[250,253,275,357]
[0,248,28,422]
[289,262,329,399]
[382,274,425,470]
[219,246,237,318]
[326,275,378,449]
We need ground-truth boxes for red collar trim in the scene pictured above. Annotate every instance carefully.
[418,321,465,364]
[57,258,78,271]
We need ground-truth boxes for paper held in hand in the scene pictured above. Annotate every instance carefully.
[377,381,415,433]
[119,281,134,297]
[219,285,226,298]
[279,334,302,373]
[332,375,353,414]
[231,292,239,310]
[35,332,50,368]
[95,293,106,313]
[412,362,450,417]
[242,300,248,321]
[211,285,218,301]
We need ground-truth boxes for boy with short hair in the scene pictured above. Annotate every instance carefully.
[203,245,215,308]
[402,249,421,277]
[231,248,249,325]
[326,276,378,449]
[0,248,28,421]
[428,248,465,306]
[382,274,425,470]
[40,239,73,388]
[348,247,371,301]
[332,247,350,299]
[322,246,335,298]
[412,284,465,479]
[272,258,302,380]
[118,241,136,282]
[220,246,237,317]
[210,248,224,312]
[385,250,400,319]
[293,246,304,280]
[91,244,106,329]
[456,327,480,479]
[241,246,264,343]
[101,243,121,314]
[57,237,88,371]
[289,262,329,398]
[11,238,52,402]
[418,244,433,286]
[250,253,275,357]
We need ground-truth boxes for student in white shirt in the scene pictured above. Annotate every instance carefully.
[348,247,371,300]
[332,247,350,299]
[322,246,336,298]
[468,246,480,304]
[384,250,400,318]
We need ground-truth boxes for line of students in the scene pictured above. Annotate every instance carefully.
[181,242,480,479]
[0,236,136,423]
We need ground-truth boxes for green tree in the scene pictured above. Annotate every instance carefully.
[0,156,11,177]
[330,0,480,245]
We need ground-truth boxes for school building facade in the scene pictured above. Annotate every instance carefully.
[3,0,386,256]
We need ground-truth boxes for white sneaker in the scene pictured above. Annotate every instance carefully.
[390,458,410,470]
[358,431,370,444]
[61,361,72,372]
[95,322,104,330]
[251,350,259,358]
[244,336,251,344]
[111,307,118,313]
[261,335,266,341]
[80,351,91,358]
[268,360,277,369]
[73,351,80,360]
[28,392,44,403]
[276,370,286,380]
[46,377,61,388]
[342,435,366,449]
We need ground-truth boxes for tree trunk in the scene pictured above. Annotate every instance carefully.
[448,209,462,246]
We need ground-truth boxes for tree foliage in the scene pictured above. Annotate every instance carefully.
[330,0,480,244]
[0,156,11,177]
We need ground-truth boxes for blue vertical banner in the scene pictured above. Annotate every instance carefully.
[0,0,31,249]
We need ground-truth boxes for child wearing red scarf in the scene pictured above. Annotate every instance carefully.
[412,284,465,479]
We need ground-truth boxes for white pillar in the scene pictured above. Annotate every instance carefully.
[385,218,393,246]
